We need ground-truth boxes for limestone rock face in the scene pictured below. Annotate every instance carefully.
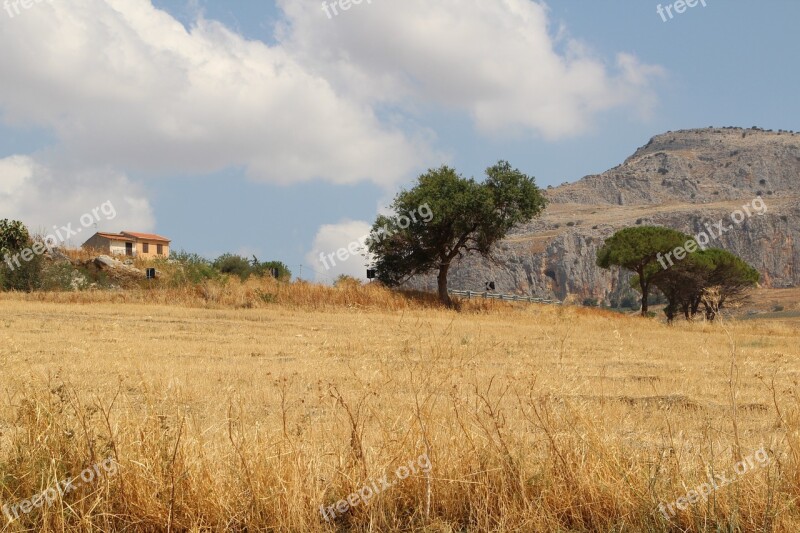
[405,128,799,304]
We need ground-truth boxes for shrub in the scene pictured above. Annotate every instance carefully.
[39,262,87,291]
[252,259,292,281]
[213,254,252,280]
[1,250,44,292]
[168,251,219,285]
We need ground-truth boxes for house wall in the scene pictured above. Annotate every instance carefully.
[136,241,170,258]
[83,234,170,258]
[109,240,128,256]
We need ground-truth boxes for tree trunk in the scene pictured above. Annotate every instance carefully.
[639,273,649,316]
[437,263,452,308]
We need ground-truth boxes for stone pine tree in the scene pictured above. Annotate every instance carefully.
[629,246,759,322]
[367,162,547,308]
[596,226,692,316]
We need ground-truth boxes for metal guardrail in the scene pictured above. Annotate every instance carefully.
[449,289,562,305]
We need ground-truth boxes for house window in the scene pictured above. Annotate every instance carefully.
[143,243,149,254]
[157,244,163,255]
[125,242,133,256]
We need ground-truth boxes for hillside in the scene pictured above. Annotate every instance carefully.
[407,127,800,304]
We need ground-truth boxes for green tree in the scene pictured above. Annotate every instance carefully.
[647,255,709,322]
[0,219,30,255]
[694,248,759,319]
[213,254,252,280]
[252,258,292,281]
[596,226,692,316]
[642,248,759,322]
[0,219,43,292]
[368,161,547,307]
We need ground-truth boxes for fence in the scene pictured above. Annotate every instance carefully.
[449,289,561,305]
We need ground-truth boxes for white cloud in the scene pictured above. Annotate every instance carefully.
[0,155,155,247]
[305,220,373,283]
[0,0,434,187]
[278,0,665,139]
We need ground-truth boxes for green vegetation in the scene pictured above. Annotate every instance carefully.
[210,254,291,281]
[368,161,547,307]
[0,218,44,292]
[652,248,759,322]
[598,226,758,321]
[596,226,691,316]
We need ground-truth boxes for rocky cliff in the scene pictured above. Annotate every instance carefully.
[406,127,800,304]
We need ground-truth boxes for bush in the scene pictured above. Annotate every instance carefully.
[582,298,598,307]
[168,251,219,286]
[213,254,252,280]
[39,262,88,291]
[252,259,292,281]
[1,250,44,292]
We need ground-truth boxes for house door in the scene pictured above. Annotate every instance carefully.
[126,242,133,256]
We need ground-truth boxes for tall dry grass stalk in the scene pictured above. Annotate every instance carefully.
[0,287,798,531]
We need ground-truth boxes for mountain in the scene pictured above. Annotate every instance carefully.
[406,127,800,305]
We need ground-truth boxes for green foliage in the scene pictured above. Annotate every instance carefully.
[368,161,546,306]
[651,248,759,322]
[213,254,252,280]
[1,252,43,292]
[210,254,292,281]
[0,221,44,292]
[0,219,30,254]
[597,226,692,316]
[252,258,292,281]
[39,262,87,291]
[582,298,598,307]
[168,250,219,286]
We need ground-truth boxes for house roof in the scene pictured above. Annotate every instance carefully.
[90,231,171,243]
[121,231,171,243]
[94,232,126,240]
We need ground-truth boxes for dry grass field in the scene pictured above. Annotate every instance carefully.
[0,283,799,531]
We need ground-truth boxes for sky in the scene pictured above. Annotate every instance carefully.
[0,0,797,283]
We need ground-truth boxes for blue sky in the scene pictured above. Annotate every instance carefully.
[0,0,797,282]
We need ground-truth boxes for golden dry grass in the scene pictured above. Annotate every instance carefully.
[0,285,799,531]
